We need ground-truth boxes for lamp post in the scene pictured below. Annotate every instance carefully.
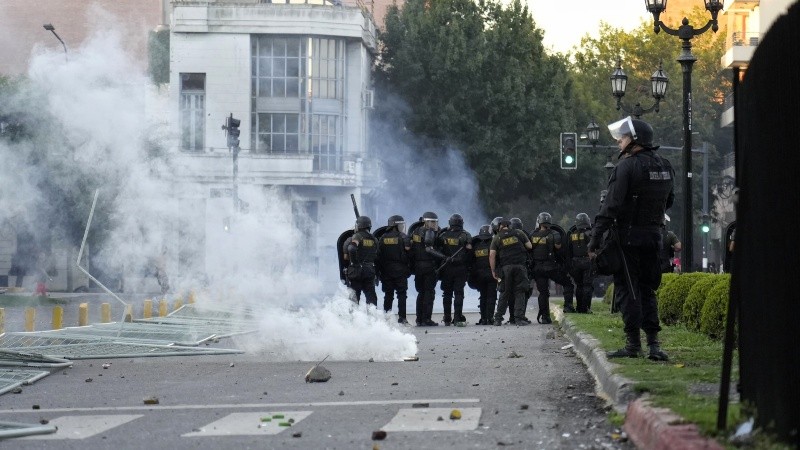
[645,0,722,273]
[43,23,68,61]
[610,61,669,118]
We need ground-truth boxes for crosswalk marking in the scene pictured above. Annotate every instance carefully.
[381,407,481,432]
[182,411,313,437]
[21,414,143,440]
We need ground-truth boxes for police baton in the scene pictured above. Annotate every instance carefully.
[611,227,637,303]
[435,246,466,276]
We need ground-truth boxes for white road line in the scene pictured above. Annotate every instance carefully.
[183,411,312,437]
[382,408,481,432]
[0,398,480,414]
[21,414,143,440]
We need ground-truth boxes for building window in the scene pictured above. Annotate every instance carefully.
[311,38,344,99]
[255,113,300,153]
[310,114,341,171]
[253,37,304,98]
[180,73,205,152]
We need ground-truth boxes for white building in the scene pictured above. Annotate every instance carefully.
[167,0,382,283]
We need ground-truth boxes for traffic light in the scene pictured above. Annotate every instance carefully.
[560,132,577,169]
[701,214,710,233]
[223,114,241,149]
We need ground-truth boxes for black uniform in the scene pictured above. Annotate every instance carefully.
[491,229,531,324]
[469,232,496,324]
[437,226,472,324]
[377,228,411,319]
[345,230,379,306]
[410,226,439,325]
[592,149,675,349]
[568,226,594,313]
[529,228,573,322]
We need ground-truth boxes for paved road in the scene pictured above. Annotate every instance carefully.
[0,310,631,449]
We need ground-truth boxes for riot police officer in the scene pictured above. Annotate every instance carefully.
[378,215,412,323]
[345,216,379,306]
[589,116,675,361]
[529,212,574,323]
[410,212,441,326]
[508,217,531,323]
[436,214,472,325]
[490,218,533,326]
[469,225,496,325]
[568,213,594,313]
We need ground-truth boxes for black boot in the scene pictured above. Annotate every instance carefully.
[607,332,642,358]
[646,333,669,361]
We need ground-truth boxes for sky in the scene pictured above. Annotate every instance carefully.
[520,0,653,54]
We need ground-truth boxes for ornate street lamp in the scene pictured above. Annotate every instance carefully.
[610,60,669,118]
[644,0,722,274]
[586,120,600,147]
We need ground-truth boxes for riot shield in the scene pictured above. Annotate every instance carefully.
[336,229,355,285]
[723,221,736,274]
[373,225,389,241]
[549,224,571,266]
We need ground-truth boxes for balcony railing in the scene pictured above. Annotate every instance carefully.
[727,31,760,50]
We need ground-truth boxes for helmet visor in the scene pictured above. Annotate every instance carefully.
[424,218,438,229]
[395,221,406,234]
[608,116,637,141]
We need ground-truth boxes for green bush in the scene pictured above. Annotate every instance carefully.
[682,275,721,331]
[700,274,731,340]
[603,283,614,304]
[656,272,680,300]
[657,272,710,325]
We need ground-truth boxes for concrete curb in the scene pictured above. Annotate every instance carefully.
[553,304,725,450]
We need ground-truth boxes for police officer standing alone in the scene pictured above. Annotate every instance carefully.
[377,215,412,324]
[437,214,472,325]
[589,116,674,361]
[345,216,379,306]
[469,225,496,325]
[568,213,594,313]
[410,212,440,326]
[490,218,533,326]
[529,212,573,323]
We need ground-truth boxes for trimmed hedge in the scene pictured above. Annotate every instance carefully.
[656,272,680,301]
[603,283,614,304]
[657,272,710,325]
[700,274,731,340]
[682,275,721,332]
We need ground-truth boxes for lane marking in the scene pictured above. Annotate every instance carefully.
[382,407,481,432]
[183,411,312,437]
[21,414,143,440]
[0,398,480,414]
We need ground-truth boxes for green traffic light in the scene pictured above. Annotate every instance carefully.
[701,224,710,233]
[564,155,574,165]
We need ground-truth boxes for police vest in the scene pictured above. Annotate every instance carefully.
[496,229,527,266]
[619,151,675,228]
[530,229,556,262]
[411,227,434,262]
[569,228,591,258]
[379,230,408,264]
[439,228,470,265]
[472,236,492,271]
[353,230,378,264]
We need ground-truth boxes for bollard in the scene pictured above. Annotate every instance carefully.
[79,303,89,326]
[25,307,36,332]
[52,306,64,330]
[143,299,153,319]
[0,308,4,335]
[173,297,183,312]
[124,304,133,323]
[159,299,168,317]
[101,303,111,323]
[187,290,196,304]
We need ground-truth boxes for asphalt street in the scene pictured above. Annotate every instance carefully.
[0,308,631,450]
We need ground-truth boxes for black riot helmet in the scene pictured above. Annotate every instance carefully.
[536,212,552,228]
[608,116,657,150]
[490,217,503,235]
[509,218,523,230]
[575,213,591,229]
[448,214,464,229]
[388,215,406,233]
[422,211,438,229]
[356,216,372,231]
[479,224,491,236]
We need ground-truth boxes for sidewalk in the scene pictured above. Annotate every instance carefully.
[555,303,726,450]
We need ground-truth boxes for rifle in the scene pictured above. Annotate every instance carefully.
[436,246,466,276]
[350,194,360,219]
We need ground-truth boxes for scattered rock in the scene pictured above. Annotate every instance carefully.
[39,418,49,425]
[371,430,387,440]
[305,365,332,383]
[368,358,374,362]
[437,416,444,421]
[85,378,93,383]
[229,363,234,367]
[520,404,529,410]
[32,405,40,410]
[263,391,268,395]
[449,409,462,420]
[412,403,429,408]
[102,363,111,369]
[143,397,160,405]
[507,351,522,358]
[338,391,345,396]
[11,387,22,394]
[472,383,479,386]
[560,344,574,350]
[545,330,556,339]
[391,382,398,386]
[292,432,302,438]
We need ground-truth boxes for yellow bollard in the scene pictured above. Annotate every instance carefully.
[25,307,36,332]
[124,304,133,322]
[52,306,63,330]
[78,303,89,326]
[143,299,153,319]
[187,290,196,304]
[0,308,5,335]
[159,299,168,317]
[101,303,111,323]
[173,297,183,312]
